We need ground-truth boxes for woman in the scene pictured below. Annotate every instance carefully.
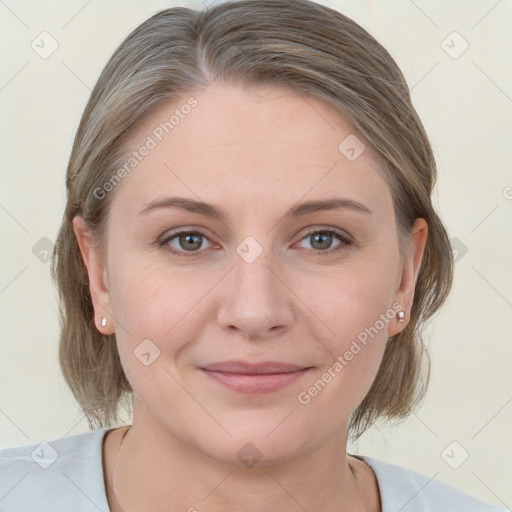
[0,1,506,511]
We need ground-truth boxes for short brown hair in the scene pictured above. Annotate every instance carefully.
[51,0,454,440]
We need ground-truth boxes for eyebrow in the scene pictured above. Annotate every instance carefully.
[139,196,372,220]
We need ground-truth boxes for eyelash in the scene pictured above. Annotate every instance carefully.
[159,228,353,258]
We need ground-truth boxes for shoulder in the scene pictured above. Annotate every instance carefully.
[0,428,111,512]
[359,455,508,512]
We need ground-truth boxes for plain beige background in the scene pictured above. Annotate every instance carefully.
[1,0,511,508]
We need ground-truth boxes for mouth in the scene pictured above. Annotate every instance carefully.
[198,360,313,394]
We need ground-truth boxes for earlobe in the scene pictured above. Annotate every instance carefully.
[389,218,428,336]
[72,216,115,334]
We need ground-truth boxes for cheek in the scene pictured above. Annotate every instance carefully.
[107,255,222,364]
[107,260,200,415]
[293,250,397,406]
[110,253,200,324]
[108,236,398,397]
[109,238,398,348]
[296,247,398,342]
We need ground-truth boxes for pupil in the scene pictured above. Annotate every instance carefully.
[313,232,331,249]
[182,234,201,250]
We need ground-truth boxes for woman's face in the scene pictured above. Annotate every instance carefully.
[76,83,426,465]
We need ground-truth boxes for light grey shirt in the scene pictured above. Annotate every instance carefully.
[0,428,507,511]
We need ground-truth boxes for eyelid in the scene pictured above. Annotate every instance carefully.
[297,226,353,244]
[159,225,353,257]
[159,227,219,252]
[293,227,353,255]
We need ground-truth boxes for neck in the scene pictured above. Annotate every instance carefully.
[108,411,370,512]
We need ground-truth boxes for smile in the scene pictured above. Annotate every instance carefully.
[198,361,313,394]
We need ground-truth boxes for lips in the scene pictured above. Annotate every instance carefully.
[201,361,309,374]
[199,360,312,394]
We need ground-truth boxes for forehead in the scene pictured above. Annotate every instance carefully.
[109,83,393,221]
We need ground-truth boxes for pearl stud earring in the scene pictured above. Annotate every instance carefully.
[397,310,405,322]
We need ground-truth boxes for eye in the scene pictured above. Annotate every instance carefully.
[159,228,353,258]
[160,230,216,257]
[295,229,353,256]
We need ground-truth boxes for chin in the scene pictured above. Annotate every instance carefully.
[191,414,314,468]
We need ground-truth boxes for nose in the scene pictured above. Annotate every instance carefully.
[216,242,295,341]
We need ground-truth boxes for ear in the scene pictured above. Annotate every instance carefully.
[388,218,428,336]
[72,216,115,335]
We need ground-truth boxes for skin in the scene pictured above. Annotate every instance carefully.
[74,82,428,512]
